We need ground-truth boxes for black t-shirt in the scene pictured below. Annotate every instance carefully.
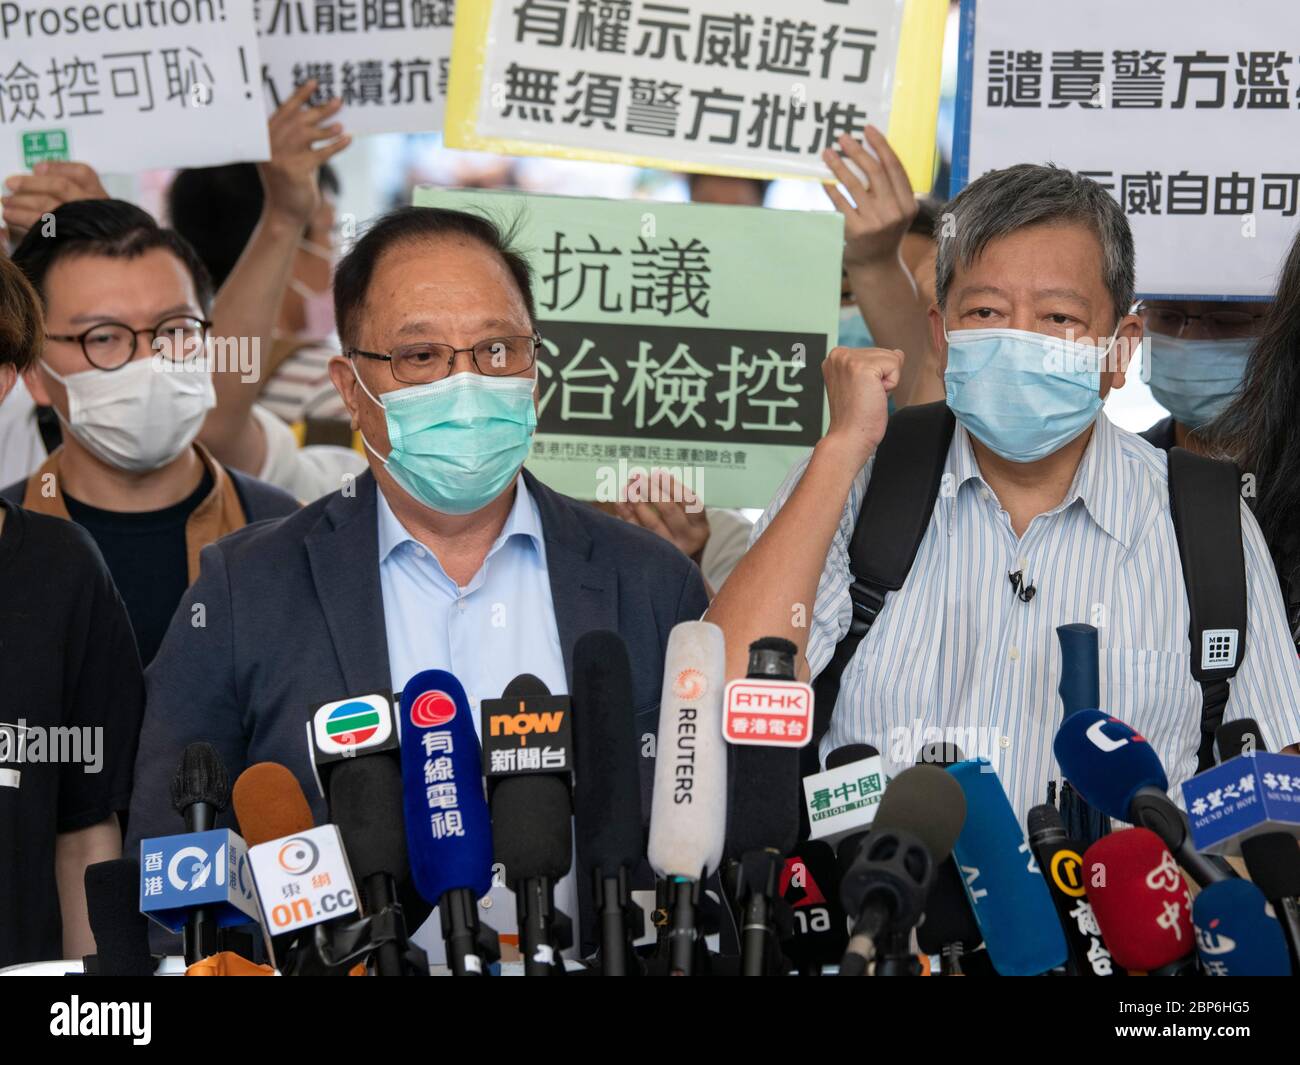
[0,499,144,967]
[63,469,212,666]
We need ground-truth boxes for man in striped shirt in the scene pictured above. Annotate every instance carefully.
[709,164,1300,823]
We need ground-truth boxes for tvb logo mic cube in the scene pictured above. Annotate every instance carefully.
[138,829,260,933]
[479,693,573,779]
[306,691,398,799]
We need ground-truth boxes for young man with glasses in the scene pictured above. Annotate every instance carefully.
[1136,299,1270,451]
[1,199,299,665]
[125,206,710,961]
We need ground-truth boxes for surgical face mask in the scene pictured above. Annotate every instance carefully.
[287,239,337,341]
[837,304,875,349]
[943,326,1114,463]
[41,353,216,472]
[352,365,537,515]
[1145,334,1252,430]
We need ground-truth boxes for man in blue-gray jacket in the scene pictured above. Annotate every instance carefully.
[126,207,710,962]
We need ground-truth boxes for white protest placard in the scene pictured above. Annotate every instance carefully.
[952,0,1300,299]
[445,0,947,191]
[255,0,456,135]
[0,0,269,173]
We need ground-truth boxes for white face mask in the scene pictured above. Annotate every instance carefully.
[41,354,216,473]
[286,239,338,342]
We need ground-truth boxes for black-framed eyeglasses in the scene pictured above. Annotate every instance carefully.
[347,333,543,385]
[1138,305,1266,341]
[45,315,212,371]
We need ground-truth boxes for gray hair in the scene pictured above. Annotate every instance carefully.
[934,164,1135,327]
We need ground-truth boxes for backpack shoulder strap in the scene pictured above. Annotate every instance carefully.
[1167,446,1248,772]
[810,402,956,755]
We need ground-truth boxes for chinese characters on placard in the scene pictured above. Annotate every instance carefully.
[496,0,884,159]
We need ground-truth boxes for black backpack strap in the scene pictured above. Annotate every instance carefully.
[1167,447,1248,773]
[35,405,61,455]
[809,402,956,759]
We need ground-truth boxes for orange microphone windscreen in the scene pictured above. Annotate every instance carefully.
[232,762,315,846]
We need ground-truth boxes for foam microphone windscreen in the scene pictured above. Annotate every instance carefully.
[232,762,315,846]
[399,669,494,902]
[873,764,966,863]
[1084,828,1192,971]
[826,744,878,769]
[169,741,229,819]
[572,630,643,873]
[1053,708,1168,822]
[946,760,1068,976]
[648,620,727,880]
[328,755,408,883]
[84,859,155,976]
[917,855,984,955]
[1193,879,1292,976]
[1216,717,1268,761]
[726,743,800,861]
[1239,833,1300,901]
[489,672,571,884]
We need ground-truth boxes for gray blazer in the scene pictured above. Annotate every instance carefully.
[125,469,710,953]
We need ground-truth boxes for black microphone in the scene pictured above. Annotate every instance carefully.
[83,859,159,976]
[1008,570,1036,603]
[1215,719,1300,971]
[778,841,848,976]
[329,756,420,976]
[487,673,574,975]
[169,742,229,965]
[824,743,882,871]
[1026,804,1120,977]
[571,630,645,975]
[724,637,803,977]
[909,742,984,975]
[1217,717,1267,762]
[840,764,966,976]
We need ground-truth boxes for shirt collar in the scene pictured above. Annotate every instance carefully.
[377,477,546,565]
[942,412,1130,549]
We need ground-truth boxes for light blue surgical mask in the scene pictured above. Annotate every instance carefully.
[943,326,1114,463]
[837,304,875,349]
[1145,334,1252,430]
[352,365,537,515]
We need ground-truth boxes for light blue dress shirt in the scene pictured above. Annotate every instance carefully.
[753,413,1300,824]
[376,479,576,965]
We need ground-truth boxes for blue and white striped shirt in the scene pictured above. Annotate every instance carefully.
[752,412,1300,823]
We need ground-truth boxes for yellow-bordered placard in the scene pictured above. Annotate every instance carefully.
[445,0,947,193]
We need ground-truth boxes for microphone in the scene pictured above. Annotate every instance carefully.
[647,620,728,976]
[1216,717,1267,761]
[1084,828,1195,974]
[138,828,259,945]
[398,669,496,976]
[1193,879,1292,975]
[1026,804,1120,976]
[571,630,645,975]
[169,742,230,964]
[777,841,848,976]
[723,637,808,976]
[234,762,365,975]
[484,673,574,975]
[946,761,1068,975]
[332,755,425,976]
[1007,569,1036,603]
[839,764,965,976]
[804,744,885,859]
[1238,832,1300,974]
[910,744,984,974]
[1055,709,1231,887]
[83,859,159,976]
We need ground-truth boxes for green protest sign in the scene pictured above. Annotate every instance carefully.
[413,187,843,509]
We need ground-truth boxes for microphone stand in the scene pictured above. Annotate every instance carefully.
[734,849,786,976]
[594,866,644,976]
[517,877,572,975]
[440,887,500,976]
